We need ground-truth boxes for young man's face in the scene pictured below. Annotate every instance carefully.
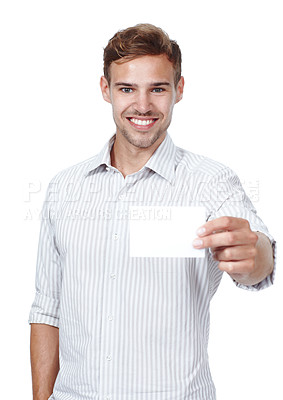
[100,54,184,149]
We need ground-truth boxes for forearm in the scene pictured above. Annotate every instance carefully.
[230,232,274,286]
[30,323,60,400]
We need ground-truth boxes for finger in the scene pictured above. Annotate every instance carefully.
[218,259,256,274]
[196,216,250,237]
[193,230,256,249]
[212,245,257,261]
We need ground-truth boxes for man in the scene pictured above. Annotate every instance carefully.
[29,24,275,400]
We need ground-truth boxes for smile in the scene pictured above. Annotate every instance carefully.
[127,117,158,129]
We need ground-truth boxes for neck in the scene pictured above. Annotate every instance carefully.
[110,132,166,178]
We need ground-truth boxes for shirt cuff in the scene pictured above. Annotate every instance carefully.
[28,291,60,328]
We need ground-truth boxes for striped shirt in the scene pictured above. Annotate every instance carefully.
[29,133,276,400]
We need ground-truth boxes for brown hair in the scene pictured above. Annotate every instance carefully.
[103,23,182,87]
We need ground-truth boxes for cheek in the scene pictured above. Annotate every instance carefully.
[111,104,124,118]
[161,104,174,119]
[112,98,131,117]
[157,96,175,116]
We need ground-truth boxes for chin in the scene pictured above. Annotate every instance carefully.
[121,130,165,149]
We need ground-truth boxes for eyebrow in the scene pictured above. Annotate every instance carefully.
[114,81,171,87]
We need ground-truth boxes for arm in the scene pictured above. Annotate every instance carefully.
[30,323,59,400]
[193,216,274,286]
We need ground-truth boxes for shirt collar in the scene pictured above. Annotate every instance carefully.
[85,133,176,184]
[143,133,176,184]
[84,134,116,175]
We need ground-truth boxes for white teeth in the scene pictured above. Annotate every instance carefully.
[130,118,154,126]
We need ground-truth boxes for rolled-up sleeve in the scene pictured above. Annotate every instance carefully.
[206,166,276,291]
[28,179,61,327]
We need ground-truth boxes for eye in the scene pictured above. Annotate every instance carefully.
[152,88,165,93]
[121,87,133,93]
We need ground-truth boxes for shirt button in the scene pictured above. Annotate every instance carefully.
[110,273,116,280]
[106,355,112,361]
[108,314,113,321]
[118,194,124,200]
[104,396,111,400]
[114,233,119,240]
[106,166,110,171]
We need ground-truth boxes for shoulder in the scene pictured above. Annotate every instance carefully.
[48,154,99,186]
[175,145,232,179]
[42,154,101,210]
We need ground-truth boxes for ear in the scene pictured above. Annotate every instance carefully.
[175,76,185,104]
[100,76,111,103]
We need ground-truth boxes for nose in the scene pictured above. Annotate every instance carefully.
[133,91,152,114]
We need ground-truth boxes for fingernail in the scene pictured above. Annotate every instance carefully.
[197,227,206,236]
[193,239,203,248]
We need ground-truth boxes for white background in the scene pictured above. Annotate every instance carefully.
[1,0,282,398]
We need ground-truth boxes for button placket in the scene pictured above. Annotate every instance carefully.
[113,233,119,240]
[101,191,128,397]
[99,194,117,397]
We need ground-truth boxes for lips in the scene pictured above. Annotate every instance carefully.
[126,117,158,130]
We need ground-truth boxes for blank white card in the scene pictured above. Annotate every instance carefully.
[129,206,206,258]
